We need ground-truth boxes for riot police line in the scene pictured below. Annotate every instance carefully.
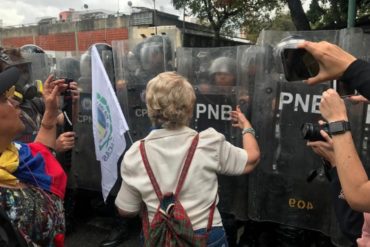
[10,27,370,246]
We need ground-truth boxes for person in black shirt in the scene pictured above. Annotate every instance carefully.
[300,40,370,245]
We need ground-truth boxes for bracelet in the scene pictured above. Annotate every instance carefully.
[41,121,55,130]
[242,127,255,137]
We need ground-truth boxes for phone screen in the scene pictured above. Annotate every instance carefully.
[281,48,319,82]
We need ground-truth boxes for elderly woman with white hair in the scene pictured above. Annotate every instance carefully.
[115,71,260,246]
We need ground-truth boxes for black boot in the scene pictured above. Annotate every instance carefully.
[99,219,130,247]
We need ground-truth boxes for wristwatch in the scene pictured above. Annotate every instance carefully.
[328,121,351,135]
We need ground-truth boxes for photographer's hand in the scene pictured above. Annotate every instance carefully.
[320,89,348,122]
[35,75,68,149]
[56,131,76,152]
[43,75,68,118]
[298,41,356,85]
[69,81,80,104]
[348,94,370,104]
[307,127,335,166]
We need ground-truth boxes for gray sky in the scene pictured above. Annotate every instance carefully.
[0,0,180,26]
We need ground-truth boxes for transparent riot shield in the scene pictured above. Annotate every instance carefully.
[112,35,174,142]
[26,53,51,84]
[12,53,49,143]
[248,28,366,246]
[177,46,255,220]
[53,55,81,189]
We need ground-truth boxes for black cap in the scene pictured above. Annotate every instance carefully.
[0,67,20,95]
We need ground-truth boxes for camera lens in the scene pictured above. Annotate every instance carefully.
[301,123,313,139]
[301,123,325,141]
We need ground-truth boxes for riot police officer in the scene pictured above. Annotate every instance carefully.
[134,35,173,84]
[209,56,237,87]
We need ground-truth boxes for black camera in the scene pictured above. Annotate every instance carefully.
[64,78,73,85]
[301,123,330,141]
[61,78,73,96]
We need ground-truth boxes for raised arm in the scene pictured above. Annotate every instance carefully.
[298,41,356,85]
[231,105,260,174]
[320,89,370,212]
[34,75,67,149]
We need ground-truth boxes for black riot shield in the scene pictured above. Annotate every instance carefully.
[112,36,174,142]
[54,55,81,188]
[248,28,367,246]
[66,44,117,191]
[177,46,255,220]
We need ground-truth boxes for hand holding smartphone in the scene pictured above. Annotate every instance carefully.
[277,38,319,82]
[278,37,356,97]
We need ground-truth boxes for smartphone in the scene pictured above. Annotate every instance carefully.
[332,80,356,97]
[281,48,319,82]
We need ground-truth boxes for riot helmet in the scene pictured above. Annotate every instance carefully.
[79,43,115,92]
[91,43,115,87]
[20,44,50,84]
[136,35,173,74]
[56,57,80,81]
[209,56,236,87]
[20,44,45,55]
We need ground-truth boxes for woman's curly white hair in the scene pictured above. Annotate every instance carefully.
[146,72,195,129]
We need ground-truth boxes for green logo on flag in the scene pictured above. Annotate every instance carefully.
[96,93,113,155]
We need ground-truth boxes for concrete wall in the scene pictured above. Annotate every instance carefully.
[0,16,129,53]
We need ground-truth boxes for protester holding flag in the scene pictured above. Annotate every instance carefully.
[0,66,68,246]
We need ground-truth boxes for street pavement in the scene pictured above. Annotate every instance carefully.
[63,190,141,247]
[65,216,140,247]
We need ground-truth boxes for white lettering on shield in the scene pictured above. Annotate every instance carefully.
[196,104,232,120]
[278,92,321,114]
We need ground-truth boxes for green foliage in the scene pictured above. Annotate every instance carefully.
[307,0,370,29]
[172,0,370,44]
[245,12,296,42]
[172,0,281,45]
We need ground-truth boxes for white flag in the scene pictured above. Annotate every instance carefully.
[91,46,129,201]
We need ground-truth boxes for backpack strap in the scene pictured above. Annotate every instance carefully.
[139,140,163,200]
[174,134,199,197]
[206,197,217,233]
[172,134,218,234]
